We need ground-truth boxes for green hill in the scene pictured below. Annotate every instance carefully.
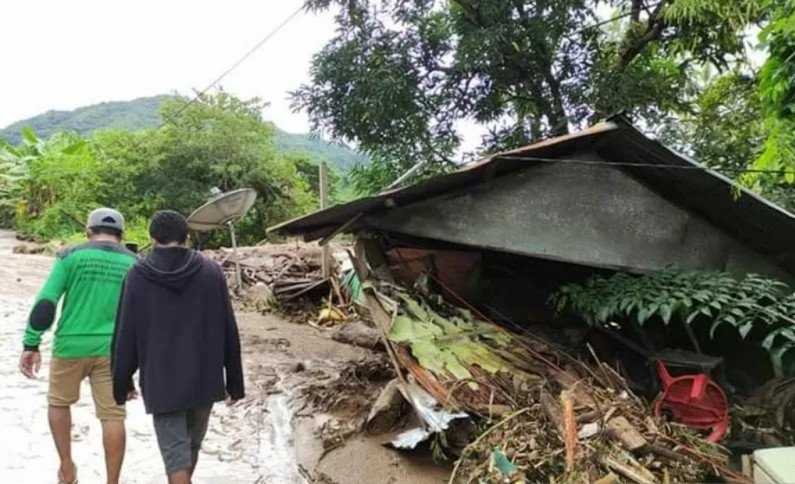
[273,128,368,171]
[0,95,367,172]
[0,96,168,143]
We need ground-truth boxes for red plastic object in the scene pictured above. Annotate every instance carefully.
[654,361,729,442]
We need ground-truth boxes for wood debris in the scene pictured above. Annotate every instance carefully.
[733,376,795,447]
[203,243,332,306]
[364,281,744,484]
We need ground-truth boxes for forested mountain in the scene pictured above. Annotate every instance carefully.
[271,128,367,171]
[0,95,367,171]
[0,96,167,143]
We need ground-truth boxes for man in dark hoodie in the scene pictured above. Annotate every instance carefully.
[112,210,244,484]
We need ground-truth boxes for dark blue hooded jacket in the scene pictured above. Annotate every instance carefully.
[111,247,244,414]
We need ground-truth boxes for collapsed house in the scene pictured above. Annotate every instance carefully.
[269,116,795,481]
[272,114,795,370]
[272,115,795,280]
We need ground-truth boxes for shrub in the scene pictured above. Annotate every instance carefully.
[552,270,795,372]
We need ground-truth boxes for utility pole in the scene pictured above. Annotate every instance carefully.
[319,162,331,278]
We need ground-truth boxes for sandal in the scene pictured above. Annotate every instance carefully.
[57,463,77,484]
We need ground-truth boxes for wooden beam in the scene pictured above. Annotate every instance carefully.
[319,162,331,278]
[319,213,364,246]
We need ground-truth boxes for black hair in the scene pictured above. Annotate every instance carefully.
[88,226,122,239]
[149,210,188,244]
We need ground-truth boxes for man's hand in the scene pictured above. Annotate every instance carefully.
[126,389,138,401]
[19,351,41,379]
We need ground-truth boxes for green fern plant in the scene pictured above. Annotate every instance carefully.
[552,270,795,366]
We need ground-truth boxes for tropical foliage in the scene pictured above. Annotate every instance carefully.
[9,130,105,240]
[1,93,320,246]
[0,133,33,226]
[753,0,795,184]
[294,0,766,193]
[552,270,795,366]
[0,95,368,174]
[659,71,795,211]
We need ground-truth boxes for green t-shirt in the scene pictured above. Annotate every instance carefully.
[23,241,136,358]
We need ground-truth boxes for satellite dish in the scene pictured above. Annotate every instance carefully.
[186,188,257,232]
[187,188,258,289]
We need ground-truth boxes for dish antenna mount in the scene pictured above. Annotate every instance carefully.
[187,188,257,288]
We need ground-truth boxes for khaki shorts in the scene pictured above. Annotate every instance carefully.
[48,356,126,421]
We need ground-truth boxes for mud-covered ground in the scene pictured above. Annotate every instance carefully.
[0,231,447,483]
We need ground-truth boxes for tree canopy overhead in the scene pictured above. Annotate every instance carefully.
[753,0,795,183]
[293,0,765,193]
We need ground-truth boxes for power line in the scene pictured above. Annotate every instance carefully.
[495,155,795,176]
[160,4,306,127]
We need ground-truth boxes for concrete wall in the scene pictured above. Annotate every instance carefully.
[367,152,791,280]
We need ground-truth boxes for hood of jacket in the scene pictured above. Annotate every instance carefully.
[137,246,202,292]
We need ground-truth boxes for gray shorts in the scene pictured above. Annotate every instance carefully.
[153,404,213,475]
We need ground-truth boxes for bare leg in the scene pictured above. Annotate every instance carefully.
[100,420,125,484]
[168,470,191,484]
[48,405,77,482]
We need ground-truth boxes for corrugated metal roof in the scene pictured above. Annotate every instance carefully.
[268,116,795,273]
[268,120,619,235]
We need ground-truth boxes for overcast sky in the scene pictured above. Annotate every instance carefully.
[0,0,337,134]
[0,2,766,155]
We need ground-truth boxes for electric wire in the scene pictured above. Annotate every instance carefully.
[160,3,305,127]
[493,155,795,176]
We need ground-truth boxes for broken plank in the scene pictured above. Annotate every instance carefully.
[600,456,658,484]
[278,279,329,301]
[607,416,648,452]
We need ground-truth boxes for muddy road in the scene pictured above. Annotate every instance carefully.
[0,231,447,483]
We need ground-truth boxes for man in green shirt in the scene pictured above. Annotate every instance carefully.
[18,208,137,484]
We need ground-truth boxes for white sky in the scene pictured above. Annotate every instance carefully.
[0,1,768,155]
[0,0,337,134]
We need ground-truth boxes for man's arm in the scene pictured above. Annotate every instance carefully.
[111,275,139,405]
[220,271,244,401]
[23,257,69,352]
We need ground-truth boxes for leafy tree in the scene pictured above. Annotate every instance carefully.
[0,134,33,227]
[4,92,316,246]
[753,0,795,184]
[0,96,369,175]
[686,73,764,174]
[294,0,764,193]
[289,153,347,204]
[658,69,795,212]
[95,92,316,245]
[89,129,160,219]
[5,129,106,239]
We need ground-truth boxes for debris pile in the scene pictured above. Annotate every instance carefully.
[203,243,330,306]
[734,376,795,447]
[301,354,394,415]
[363,283,743,483]
[297,354,395,452]
[12,242,48,255]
